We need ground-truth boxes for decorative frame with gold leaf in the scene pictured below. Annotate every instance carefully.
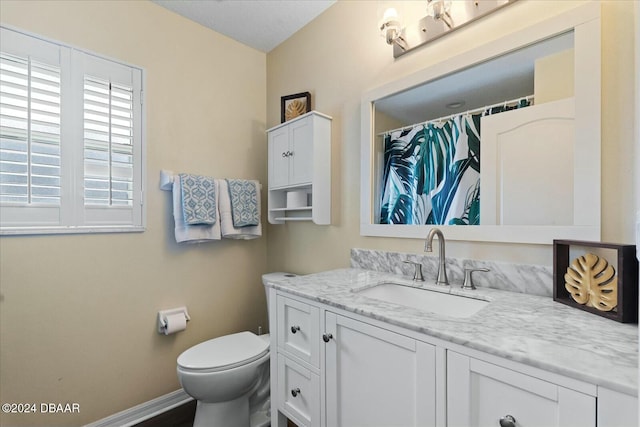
[553,240,638,323]
[281,92,311,123]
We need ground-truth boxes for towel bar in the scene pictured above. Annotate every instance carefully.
[159,170,261,191]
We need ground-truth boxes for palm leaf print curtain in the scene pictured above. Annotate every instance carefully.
[379,113,482,225]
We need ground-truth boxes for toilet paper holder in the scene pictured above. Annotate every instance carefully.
[157,307,191,334]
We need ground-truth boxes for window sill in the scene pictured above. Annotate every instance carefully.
[0,226,146,236]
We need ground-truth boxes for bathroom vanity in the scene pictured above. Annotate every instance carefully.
[265,268,638,427]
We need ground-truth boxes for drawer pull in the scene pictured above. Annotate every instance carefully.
[499,415,516,427]
[291,387,301,397]
[322,333,333,343]
[290,325,301,334]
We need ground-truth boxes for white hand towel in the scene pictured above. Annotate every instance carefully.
[218,179,262,240]
[173,179,221,243]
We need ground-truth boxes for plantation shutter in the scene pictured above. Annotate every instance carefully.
[0,27,144,234]
[0,28,69,227]
[76,52,142,227]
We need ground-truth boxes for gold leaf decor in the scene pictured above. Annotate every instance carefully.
[285,100,307,121]
[564,253,618,311]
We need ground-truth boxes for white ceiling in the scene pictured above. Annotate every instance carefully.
[152,0,336,53]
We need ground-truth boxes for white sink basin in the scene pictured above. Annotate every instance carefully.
[356,283,489,318]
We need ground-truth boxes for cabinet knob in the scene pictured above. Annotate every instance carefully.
[290,325,300,334]
[322,333,333,343]
[499,415,516,427]
[282,152,288,158]
[291,387,301,397]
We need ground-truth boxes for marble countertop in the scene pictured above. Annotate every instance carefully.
[264,268,638,396]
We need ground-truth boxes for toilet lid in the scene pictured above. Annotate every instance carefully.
[177,332,269,371]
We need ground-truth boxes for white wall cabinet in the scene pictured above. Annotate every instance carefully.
[268,289,637,427]
[267,111,331,224]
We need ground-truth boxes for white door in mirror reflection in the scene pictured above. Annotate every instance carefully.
[481,98,575,226]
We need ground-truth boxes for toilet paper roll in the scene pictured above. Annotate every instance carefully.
[286,190,308,208]
[163,313,187,335]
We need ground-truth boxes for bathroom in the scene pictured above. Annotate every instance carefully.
[0,1,638,426]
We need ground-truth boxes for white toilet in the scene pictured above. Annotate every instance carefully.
[177,272,293,427]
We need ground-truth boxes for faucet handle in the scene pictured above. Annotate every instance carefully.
[403,261,425,282]
[462,267,490,290]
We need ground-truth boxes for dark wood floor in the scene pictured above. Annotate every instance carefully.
[131,400,298,427]
[132,400,196,427]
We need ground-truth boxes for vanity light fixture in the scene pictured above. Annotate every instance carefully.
[379,7,407,51]
[426,0,453,29]
[381,0,517,58]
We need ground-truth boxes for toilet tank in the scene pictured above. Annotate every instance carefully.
[261,272,295,319]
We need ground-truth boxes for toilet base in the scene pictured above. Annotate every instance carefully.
[193,395,249,427]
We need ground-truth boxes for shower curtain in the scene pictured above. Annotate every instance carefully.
[379,113,482,225]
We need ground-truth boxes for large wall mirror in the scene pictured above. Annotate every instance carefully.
[360,3,601,244]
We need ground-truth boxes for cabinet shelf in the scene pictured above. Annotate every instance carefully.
[273,217,313,222]
[269,207,313,212]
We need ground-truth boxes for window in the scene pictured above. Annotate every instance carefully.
[0,27,145,234]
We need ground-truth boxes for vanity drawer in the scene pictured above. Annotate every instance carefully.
[276,295,320,368]
[278,354,320,427]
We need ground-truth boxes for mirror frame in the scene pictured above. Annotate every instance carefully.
[360,2,601,244]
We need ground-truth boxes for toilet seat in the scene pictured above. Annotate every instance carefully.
[177,331,269,373]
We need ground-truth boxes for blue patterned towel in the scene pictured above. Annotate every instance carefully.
[179,173,217,225]
[226,179,259,227]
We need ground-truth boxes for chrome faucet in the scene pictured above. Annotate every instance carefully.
[424,228,449,286]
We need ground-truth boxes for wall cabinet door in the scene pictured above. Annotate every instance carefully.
[288,117,313,186]
[268,125,290,189]
[268,116,313,189]
[324,312,437,427]
[447,351,595,427]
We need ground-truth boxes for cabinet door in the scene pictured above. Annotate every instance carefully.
[288,117,313,186]
[597,387,638,427]
[269,125,290,189]
[447,351,595,427]
[325,312,436,427]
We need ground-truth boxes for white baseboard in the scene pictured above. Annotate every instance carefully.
[84,389,193,427]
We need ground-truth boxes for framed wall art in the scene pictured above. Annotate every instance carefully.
[553,239,638,323]
[281,91,311,123]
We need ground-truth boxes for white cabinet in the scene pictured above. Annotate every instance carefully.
[271,292,441,427]
[324,312,438,427]
[269,289,630,427]
[274,294,322,427]
[269,117,314,188]
[597,387,639,427]
[447,351,595,427]
[267,111,331,224]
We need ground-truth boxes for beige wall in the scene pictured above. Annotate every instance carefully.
[266,0,638,273]
[0,1,267,426]
[0,0,637,426]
